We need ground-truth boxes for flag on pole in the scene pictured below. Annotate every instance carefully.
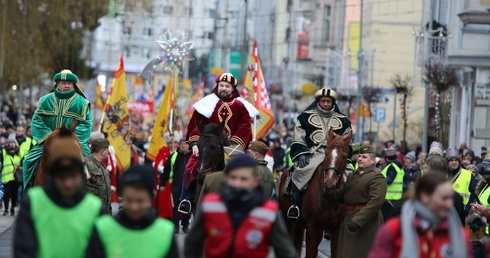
[102,56,131,171]
[243,41,275,139]
[95,80,105,109]
[147,75,177,161]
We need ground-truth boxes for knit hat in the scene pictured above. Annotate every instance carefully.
[405,151,417,163]
[248,141,269,156]
[224,153,257,175]
[445,147,459,161]
[466,214,487,232]
[47,127,84,174]
[121,165,155,197]
[480,159,490,176]
[91,138,110,153]
[429,141,444,156]
[385,148,397,159]
[215,72,238,87]
[314,88,338,101]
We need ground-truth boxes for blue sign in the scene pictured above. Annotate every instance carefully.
[374,107,386,123]
[377,97,390,103]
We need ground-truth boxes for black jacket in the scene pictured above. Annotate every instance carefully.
[85,210,179,258]
[160,151,190,199]
[14,182,105,258]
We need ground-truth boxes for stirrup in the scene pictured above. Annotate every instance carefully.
[178,199,192,214]
[287,205,300,219]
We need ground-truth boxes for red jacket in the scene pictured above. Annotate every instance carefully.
[201,194,277,258]
[370,216,472,258]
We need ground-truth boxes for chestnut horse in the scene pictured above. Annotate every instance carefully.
[33,124,79,187]
[278,127,352,258]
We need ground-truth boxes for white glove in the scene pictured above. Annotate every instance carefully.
[157,165,164,173]
[106,165,112,172]
[111,186,116,192]
[192,145,199,157]
[138,156,144,165]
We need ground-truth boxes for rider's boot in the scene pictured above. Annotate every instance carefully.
[287,183,301,219]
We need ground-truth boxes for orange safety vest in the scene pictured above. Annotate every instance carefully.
[202,193,278,258]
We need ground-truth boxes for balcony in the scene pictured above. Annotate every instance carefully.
[458,10,490,25]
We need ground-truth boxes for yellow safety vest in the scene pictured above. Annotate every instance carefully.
[452,168,473,205]
[169,152,178,184]
[19,137,36,155]
[1,149,22,184]
[381,163,404,201]
[478,184,490,234]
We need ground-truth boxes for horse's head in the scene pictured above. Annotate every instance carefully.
[322,127,353,189]
[196,120,227,172]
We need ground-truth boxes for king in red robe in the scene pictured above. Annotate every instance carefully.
[184,73,258,188]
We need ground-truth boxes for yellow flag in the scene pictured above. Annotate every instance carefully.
[95,80,105,109]
[147,75,176,161]
[102,56,131,171]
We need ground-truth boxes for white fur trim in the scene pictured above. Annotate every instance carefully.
[236,97,259,118]
[193,94,220,118]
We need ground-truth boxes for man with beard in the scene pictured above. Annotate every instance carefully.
[446,147,477,208]
[23,69,93,190]
[287,88,351,218]
[180,73,258,212]
[185,154,295,258]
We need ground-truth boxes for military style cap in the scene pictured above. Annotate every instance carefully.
[248,141,269,156]
[314,88,338,101]
[351,143,361,154]
[53,69,78,83]
[215,72,238,87]
[360,145,376,154]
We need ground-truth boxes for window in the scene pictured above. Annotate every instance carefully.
[185,7,193,16]
[164,5,174,14]
[322,5,331,43]
[143,28,153,36]
[208,9,217,18]
[143,49,151,58]
[124,47,131,58]
[123,26,131,35]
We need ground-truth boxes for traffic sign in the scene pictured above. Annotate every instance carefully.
[377,97,390,103]
[374,107,386,123]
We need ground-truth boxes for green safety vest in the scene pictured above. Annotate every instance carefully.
[29,187,101,258]
[381,163,404,201]
[96,215,174,258]
[284,147,293,168]
[19,137,36,155]
[1,149,22,184]
[452,169,473,205]
[169,152,178,184]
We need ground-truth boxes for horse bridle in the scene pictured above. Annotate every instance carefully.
[321,143,348,185]
[197,133,225,174]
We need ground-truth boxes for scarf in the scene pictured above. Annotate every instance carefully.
[316,104,334,118]
[400,200,466,258]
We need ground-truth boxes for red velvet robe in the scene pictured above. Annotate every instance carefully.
[186,94,253,149]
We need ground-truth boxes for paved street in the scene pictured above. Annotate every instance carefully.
[0,203,330,257]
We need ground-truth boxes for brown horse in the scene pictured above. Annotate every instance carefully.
[278,127,352,258]
[33,124,79,187]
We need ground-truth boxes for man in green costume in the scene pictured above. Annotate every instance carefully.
[23,69,93,189]
[13,127,103,258]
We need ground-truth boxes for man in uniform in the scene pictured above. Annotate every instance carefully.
[326,145,387,258]
[181,72,257,210]
[85,138,112,214]
[23,69,93,189]
[446,147,477,209]
[247,140,275,198]
[287,88,351,218]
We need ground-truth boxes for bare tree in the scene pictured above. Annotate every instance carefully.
[390,74,413,149]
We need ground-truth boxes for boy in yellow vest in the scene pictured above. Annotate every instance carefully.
[13,127,103,258]
[86,165,179,258]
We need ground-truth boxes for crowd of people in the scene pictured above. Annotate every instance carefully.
[1,69,490,258]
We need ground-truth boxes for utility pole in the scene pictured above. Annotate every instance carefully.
[240,0,249,82]
[222,0,230,72]
[422,0,434,153]
[354,0,364,143]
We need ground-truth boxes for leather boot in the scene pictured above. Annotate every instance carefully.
[287,183,301,219]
